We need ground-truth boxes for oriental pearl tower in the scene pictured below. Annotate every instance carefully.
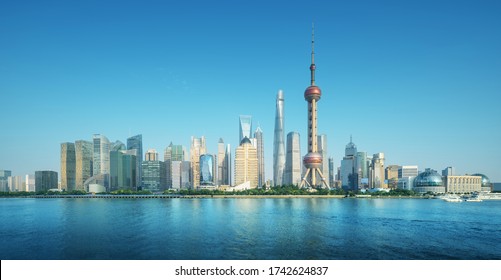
[300,24,329,188]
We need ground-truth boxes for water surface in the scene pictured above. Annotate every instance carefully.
[1,198,500,259]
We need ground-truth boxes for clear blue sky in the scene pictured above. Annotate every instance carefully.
[1,0,500,182]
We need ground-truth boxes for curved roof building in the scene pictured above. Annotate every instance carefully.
[414,168,445,194]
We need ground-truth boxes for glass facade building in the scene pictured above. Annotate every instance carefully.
[285,132,301,186]
[273,90,285,186]
[190,136,206,189]
[60,142,76,191]
[141,160,167,192]
[127,134,143,189]
[93,134,110,176]
[341,137,357,191]
[239,115,252,142]
[200,154,215,186]
[254,128,265,188]
[35,171,58,192]
[413,169,445,194]
[0,170,12,192]
[75,140,93,191]
[317,134,329,187]
[110,150,137,191]
[217,139,229,186]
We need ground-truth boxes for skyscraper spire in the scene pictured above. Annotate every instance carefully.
[273,90,286,186]
[310,22,316,86]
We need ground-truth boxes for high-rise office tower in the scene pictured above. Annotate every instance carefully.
[25,174,35,192]
[181,161,191,189]
[239,115,252,142]
[142,150,166,192]
[111,141,126,151]
[355,151,368,188]
[190,136,206,189]
[164,142,186,188]
[35,171,58,192]
[75,140,93,191]
[145,149,158,161]
[235,137,258,188]
[110,149,137,191]
[93,134,110,176]
[273,90,285,186]
[8,176,24,192]
[0,170,12,192]
[254,126,265,188]
[317,134,329,187]
[217,139,228,185]
[170,161,182,190]
[200,154,215,187]
[300,25,328,188]
[341,137,357,191]
[60,142,76,191]
[385,165,400,188]
[164,142,186,162]
[285,132,301,186]
[127,134,143,189]
[226,144,232,186]
[328,157,335,188]
[370,153,386,188]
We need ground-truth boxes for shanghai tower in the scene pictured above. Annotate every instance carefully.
[273,90,286,186]
[300,25,328,188]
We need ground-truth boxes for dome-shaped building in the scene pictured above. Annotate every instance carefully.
[472,173,493,192]
[414,168,445,194]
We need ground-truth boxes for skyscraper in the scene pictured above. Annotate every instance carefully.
[110,149,137,191]
[60,142,76,191]
[127,134,143,189]
[0,170,12,192]
[328,157,335,188]
[8,176,24,192]
[164,142,186,188]
[235,137,258,188]
[285,132,301,186]
[341,137,357,191]
[35,171,58,192]
[317,134,329,187]
[190,136,206,189]
[25,174,35,192]
[300,25,328,188]
[370,153,386,188]
[273,90,285,186]
[217,138,228,185]
[141,150,166,192]
[75,140,93,191]
[200,154,215,187]
[145,149,158,161]
[239,115,252,142]
[226,144,232,186]
[254,126,265,188]
[93,134,110,176]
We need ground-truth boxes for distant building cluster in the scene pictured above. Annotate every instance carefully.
[332,137,493,194]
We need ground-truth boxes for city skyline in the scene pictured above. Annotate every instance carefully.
[1,0,500,182]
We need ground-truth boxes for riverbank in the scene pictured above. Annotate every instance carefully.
[0,194,427,199]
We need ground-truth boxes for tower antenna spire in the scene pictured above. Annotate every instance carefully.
[310,22,316,86]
